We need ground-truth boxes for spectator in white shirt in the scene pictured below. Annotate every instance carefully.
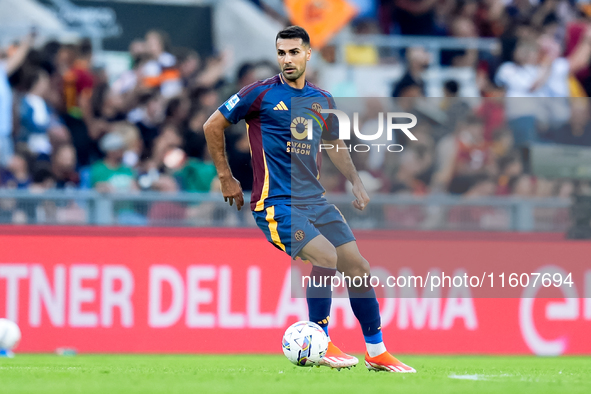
[19,69,52,158]
[495,25,591,148]
[0,31,35,165]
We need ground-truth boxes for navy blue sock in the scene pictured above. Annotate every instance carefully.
[307,266,337,336]
[348,287,382,341]
[364,331,383,344]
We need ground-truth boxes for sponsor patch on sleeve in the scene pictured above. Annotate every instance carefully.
[224,94,240,111]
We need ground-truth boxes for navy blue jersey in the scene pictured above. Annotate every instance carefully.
[218,73,338,211]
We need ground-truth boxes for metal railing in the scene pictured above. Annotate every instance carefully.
[334,34,500,66]
[0,190,570,232]
[332,34,500,97]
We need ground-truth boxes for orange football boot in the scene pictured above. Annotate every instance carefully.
[365,351,416,373]
[319,341,359,370]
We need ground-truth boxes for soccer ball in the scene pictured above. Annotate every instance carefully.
[282,321,328,366]
[0,318,21,351]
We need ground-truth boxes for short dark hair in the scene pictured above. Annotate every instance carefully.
[236,62,255,81]
[23,68,47,92]
[32,166,54,184]
[444,79,459,94]
[79,38,93,58]
[276,26,310,46]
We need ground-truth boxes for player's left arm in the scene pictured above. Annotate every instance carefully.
[322,138,370,211]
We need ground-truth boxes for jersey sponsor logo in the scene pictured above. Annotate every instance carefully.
[290,116,310,140]
[273,101,288,111]
[287,141,312,155]
[289,114,315,155]
[224,94,240,111]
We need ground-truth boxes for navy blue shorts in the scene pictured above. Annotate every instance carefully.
[253,203,356,258]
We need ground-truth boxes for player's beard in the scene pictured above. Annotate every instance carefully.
[282,66,305,81]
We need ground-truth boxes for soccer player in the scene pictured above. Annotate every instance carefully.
[204,26,415,373]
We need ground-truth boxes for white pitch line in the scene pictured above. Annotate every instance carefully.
[449,374,482,380]
[448,373,512,381]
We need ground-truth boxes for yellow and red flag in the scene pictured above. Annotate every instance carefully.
[285,0,358,48]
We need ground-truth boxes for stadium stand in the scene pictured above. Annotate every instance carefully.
[0,0,590,231]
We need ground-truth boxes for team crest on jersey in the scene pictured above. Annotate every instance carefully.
[224,94,240,111]
[294,230,305,242]
[311,102,322,112]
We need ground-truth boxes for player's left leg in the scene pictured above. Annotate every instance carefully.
[297,235,359,370]
[336,241,416,373]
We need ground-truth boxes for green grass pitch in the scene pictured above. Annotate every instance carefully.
[0,355,590,394]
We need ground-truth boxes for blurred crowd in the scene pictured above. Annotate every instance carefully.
[0,28,287,223]
[1,0,591,226]
[262,0,584,41]
[382,0,591,99]
[257,0,591,97]
[0,30,283,220]
[322,94,583,201]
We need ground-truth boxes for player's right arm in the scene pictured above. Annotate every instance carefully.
[203,109,244,210]
[205,82,265,210]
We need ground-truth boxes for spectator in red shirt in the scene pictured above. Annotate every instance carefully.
[58,40,94,119]
[434,115,496,194]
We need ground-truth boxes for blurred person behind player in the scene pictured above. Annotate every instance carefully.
[141,30,182,98]
[0,30,35,166]
[204,26,415,373]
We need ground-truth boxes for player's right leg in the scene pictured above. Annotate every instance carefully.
[252,204,357,369]
[297,235,359,369]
